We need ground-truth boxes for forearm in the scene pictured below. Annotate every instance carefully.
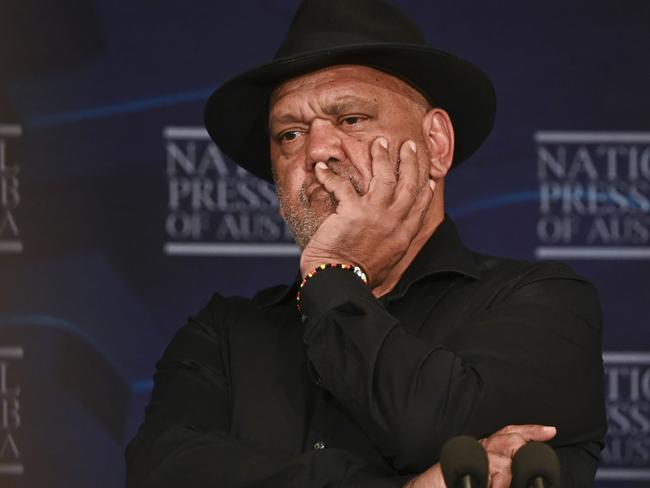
[300,268,483,471]
[126,422,415,488]
[299,267,607,474]
[126,295,417,488]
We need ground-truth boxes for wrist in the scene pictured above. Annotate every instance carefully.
[404,464,445,488]
[299,247,363,278]
[296,262,369,312]
[300,256,343,278]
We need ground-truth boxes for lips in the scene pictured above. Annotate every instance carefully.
[306,181,325,199]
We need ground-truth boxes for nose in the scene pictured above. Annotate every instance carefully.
[305,119,345,170]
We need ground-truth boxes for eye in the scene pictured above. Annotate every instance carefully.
[340,115,366,126]
[278,129,303,143]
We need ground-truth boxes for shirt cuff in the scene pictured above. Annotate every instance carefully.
[299,266,374,322]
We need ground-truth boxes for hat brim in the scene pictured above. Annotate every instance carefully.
[204,43,496,184]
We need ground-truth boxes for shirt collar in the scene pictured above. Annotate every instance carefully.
[255,213,479,308]
[384,213,479,303]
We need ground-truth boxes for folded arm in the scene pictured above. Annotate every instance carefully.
[125,294,415,488]
[299,266,606,481]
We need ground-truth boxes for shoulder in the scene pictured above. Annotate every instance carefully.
[471,250,595,290]
[186,283,294,332]
[199,282,292,311]
[469,251,602,327]
[160,284,294,362]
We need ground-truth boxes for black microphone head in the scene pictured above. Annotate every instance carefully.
[511,442,561,488]
[440,435,489,488]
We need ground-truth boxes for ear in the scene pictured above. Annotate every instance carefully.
[421,108,455,180]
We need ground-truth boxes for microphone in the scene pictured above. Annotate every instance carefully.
[511,442,561,488]
[439,435,488,488]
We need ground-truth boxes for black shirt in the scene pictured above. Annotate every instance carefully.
[126,214,607,487]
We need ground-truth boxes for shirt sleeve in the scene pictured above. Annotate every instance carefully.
[125,293,416,488]
[298,266,607,482]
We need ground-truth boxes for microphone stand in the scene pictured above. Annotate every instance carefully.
[458,474,474,488]
[530,478,547,488]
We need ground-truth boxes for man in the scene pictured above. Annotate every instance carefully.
[126,1,606,486]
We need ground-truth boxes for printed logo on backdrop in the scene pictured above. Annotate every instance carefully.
[597,352,650,482]
[535,132,650,260]
[0,346,22,477]
[163,127,298,256]
[0,124,22,254]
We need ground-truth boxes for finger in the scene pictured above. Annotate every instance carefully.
[482,433,527,458]
[314,161,359,204]
[393,140,420,213]
[367,137,397,202]
[486,452,513,488]
[490,471,511,488]
[499,424,557,442]
[487,452,511,474]
[398,179,434,242]
[400,176,435,233]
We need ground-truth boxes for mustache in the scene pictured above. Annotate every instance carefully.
[299,180,336,208]
[301,164,364,200]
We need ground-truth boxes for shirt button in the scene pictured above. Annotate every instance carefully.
[313,441,326,450]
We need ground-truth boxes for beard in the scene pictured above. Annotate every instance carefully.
[273,165,363,249]
[278,181,336,249]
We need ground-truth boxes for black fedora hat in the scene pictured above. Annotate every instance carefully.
[204,0,496,184]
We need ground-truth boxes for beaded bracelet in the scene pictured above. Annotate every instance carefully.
[296,263,369,312]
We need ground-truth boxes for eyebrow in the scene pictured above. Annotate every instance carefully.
[322,95,378,116]
[269,95,378,127]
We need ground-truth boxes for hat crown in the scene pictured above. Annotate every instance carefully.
[204,0,496,183]
[275,0,428,59]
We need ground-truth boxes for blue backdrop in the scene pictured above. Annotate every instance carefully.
[1,1,649,486]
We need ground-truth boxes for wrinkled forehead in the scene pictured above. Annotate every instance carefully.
[269,64,430,112]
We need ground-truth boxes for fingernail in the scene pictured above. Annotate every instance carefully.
[407,140,416,153]
[429,179,435,191]
[377,137,388,149]
[543,426,557,433]
[316,162,328,170]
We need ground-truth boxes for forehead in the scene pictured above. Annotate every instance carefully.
[269,64,428,110]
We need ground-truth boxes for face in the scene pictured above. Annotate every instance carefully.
[268,64,433,248]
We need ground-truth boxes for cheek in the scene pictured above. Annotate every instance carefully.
[342,136,374,183]
[270,144,285,175]
[272,137,305,161]
[272,155,308,200]
[272,150,299,181]
[377,121,426,162]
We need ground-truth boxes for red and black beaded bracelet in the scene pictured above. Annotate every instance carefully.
[296,263,368,312]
